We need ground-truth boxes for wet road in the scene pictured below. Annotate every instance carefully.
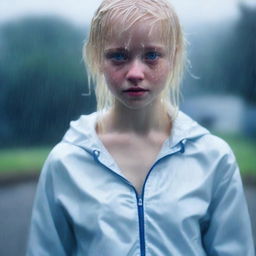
[0,180,255,256]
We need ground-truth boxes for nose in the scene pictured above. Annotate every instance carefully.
[126,59,145,84]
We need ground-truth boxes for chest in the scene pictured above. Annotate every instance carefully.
[98,133,167,194]
[62,151,211,255]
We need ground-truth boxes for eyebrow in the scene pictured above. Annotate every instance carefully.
[104,45,165,52]
[142,46,165,51]
[104,47,128,53]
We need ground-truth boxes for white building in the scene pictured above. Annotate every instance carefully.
[181,95,245,133]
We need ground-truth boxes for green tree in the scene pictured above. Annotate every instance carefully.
[183,4,256,104]
[0,16,95,146]
[224,4,256,103]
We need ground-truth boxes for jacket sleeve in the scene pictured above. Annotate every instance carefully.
[26,152,75,256]
[202,148,255,256]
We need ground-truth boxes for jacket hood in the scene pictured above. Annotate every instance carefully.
[62,110,209,154]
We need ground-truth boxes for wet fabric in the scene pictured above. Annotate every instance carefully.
[27,111,255,256]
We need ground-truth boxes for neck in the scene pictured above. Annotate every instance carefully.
[99,100,172,136]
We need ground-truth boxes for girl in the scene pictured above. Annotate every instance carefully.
[27,0,255,255]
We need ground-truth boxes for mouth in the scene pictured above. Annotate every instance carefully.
[123,87,149,92]
[123,87,149,96]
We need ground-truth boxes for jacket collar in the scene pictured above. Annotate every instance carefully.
[62,110,209,154]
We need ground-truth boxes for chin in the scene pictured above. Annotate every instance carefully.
[118,99,157,111]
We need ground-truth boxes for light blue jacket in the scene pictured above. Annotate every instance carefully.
[27,111,255,256]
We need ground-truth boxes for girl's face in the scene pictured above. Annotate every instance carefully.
[102,21,172,110]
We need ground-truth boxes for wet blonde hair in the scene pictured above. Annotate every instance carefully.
[83,0,186,113]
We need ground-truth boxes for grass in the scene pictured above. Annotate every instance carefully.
[0,134,255,177]
[216,133,256,176]
[0,147,51,175]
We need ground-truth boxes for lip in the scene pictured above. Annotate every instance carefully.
[123,87,149,97]
[123,87,148,92]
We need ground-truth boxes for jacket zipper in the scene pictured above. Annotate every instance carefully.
[134,143,185,256]
[137,195,145,256]
[135,161,161,256]
[92,144,185,256]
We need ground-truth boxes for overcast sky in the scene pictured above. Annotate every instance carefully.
[0,0,247,27]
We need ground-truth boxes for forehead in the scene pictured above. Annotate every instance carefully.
[104,20,168,49]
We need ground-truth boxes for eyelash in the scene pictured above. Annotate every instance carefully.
[105,51,161,64]
[106,52,128,63]
[144,52,161,61]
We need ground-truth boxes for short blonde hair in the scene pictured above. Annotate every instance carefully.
[83,0,186,112]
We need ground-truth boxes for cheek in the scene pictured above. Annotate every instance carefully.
[103,66,122,88]
[103,68,127,98]
[150,63,171,85]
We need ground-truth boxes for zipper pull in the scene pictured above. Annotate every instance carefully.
[138,197,143,206]
[93,150,100,157]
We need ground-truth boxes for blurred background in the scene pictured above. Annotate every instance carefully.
[0,0,255,255]
[0,0,255,170]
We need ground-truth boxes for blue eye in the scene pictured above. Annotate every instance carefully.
[145,52,159,61]
[113,52,126,61]
[106,52,128,62]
